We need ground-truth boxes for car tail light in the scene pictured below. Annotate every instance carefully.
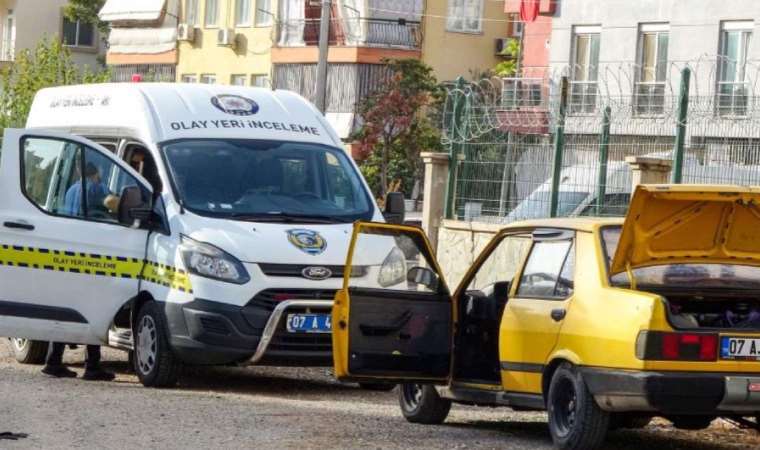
[636,331,718,362]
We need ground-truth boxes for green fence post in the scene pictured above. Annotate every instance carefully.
[444,77,466,219]
[671,67,691,184]
[549,77,569,218]
[595,106,612,215]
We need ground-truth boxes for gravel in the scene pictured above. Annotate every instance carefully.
[0,341,758,449]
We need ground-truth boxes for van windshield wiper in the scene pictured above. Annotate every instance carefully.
[229,212,351,224]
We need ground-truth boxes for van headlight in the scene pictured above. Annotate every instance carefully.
[378,247,406,287]
[180,235,250,284]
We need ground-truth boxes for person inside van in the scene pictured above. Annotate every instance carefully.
[63,162,111,217]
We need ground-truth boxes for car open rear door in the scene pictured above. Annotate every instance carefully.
[332,222,454,384]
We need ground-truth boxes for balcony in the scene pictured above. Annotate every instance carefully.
[276,17,422,49]
[497,78,550,134]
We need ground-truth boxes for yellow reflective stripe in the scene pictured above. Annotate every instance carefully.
[0,244,193,294]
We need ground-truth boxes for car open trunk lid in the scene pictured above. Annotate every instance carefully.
[609,184,760,275]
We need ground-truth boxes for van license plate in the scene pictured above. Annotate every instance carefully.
[721,337,760,360]
[286,314,331,333]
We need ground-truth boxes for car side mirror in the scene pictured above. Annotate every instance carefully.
[118,185,153,228]
[407,266,439,292]
[384,192,406,225]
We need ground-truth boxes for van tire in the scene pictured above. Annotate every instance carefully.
[398,383,452,424]
[134,302,180,387]
[547,363,610,450]
[9,338,48,365]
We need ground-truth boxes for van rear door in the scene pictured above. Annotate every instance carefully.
[0,129,153,345]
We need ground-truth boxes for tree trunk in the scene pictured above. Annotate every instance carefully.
[380,141,389,199]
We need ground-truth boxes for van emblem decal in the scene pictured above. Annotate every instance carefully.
[286,229,327,255]
[301,266,332,280]
[211,94,259,116]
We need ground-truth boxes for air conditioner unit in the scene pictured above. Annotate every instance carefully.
[177,23,195,42]
[217,28,236,48]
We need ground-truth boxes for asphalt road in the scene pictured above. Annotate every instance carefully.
[1,342,759,450]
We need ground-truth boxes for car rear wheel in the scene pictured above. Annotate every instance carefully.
[398,383,451,424]
[134,302,180,387]
[547,363,610,450]
[9,338,48,364]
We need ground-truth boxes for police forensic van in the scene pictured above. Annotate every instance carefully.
[0,83,405,387]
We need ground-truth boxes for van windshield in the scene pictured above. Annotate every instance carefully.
[601,226,760,289]
[162,139,373,223]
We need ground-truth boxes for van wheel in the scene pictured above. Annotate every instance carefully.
[9,338,48,364]
[134,302,180,387]
[398,383,451,424]
[359,382,396,391]
[547,363,610,450]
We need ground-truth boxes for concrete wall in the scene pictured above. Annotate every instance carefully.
[436,219,502,289]
[549,0,760,96]
[176,0,276,84]
[421,0,509,82]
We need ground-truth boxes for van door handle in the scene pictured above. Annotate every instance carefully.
[3,221,34,231]
[550,308,566,322]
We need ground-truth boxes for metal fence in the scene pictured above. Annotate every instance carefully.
[443,60,760,224]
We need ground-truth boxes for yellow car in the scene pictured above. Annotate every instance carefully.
[331,185,760,450]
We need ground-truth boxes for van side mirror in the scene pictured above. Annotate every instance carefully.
[384,192,406,225]
[407,266,439,292]
[118,185,153,228]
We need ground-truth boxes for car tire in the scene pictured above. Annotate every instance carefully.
[547,363,610,450]
[398,383,452,424]
[134,302,180,387]
[9,338,48,365]
[359,382,396,392]
[668,416,715,430]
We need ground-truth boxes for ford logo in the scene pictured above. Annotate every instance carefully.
[302,266,332,281]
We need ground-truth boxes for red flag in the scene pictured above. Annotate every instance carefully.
[520,0,540,23]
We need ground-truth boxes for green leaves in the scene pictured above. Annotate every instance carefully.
[64,0,108,33]
[0,37,110,129]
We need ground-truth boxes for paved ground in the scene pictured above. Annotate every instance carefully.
[0,342,759,449]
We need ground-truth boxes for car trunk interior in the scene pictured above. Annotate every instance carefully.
[648,289,760,330]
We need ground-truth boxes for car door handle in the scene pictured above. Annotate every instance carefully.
[550,308,567,322]
[3,221,34,231]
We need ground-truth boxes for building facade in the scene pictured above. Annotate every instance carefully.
[0,0,104,71]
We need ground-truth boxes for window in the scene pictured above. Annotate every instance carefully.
[231,74,247,86]
[635,24,669,115]
[251,74,269,87]
[466,234,532,293]
[200,74,217,84]
[185,0,198,26]
[62,17,94,48]
[21,138,148,224]
[718,21,753,116]
[254,0,273,27]
[2,9,15,61]
[447,0,484,33]
[204,0,218,27]
[235,0,251,26]
[516,239,575,299]
[181,74,198,83]
[570,26,601,114]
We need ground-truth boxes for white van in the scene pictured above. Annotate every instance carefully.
[0,83,405,387]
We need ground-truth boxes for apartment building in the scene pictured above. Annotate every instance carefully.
[0,0,104,71]
[99,0,180,82]
[176,0,275,87]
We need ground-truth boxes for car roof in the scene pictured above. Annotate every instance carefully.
[501,216,624,233]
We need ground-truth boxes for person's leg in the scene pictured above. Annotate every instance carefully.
[41,343,76,378]
[82,346,114,381]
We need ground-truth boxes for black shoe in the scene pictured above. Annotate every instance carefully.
[41,365,77,378]
[82,368,115,381]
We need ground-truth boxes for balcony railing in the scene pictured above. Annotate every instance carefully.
[501,78,545,110]
[717,81,750,117]
[633,81,666,116]
[569,81,599,114]
[277,17,422,49]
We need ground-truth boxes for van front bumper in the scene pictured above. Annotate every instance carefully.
[582,368,760,414]
[162,294,334,366]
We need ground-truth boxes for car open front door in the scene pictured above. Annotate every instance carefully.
[332,222,453,384]
[0,129,153,345]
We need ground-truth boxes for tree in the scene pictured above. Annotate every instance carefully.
[0,37,111,129]
[353,59,443,199]
[64,0,108,32]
